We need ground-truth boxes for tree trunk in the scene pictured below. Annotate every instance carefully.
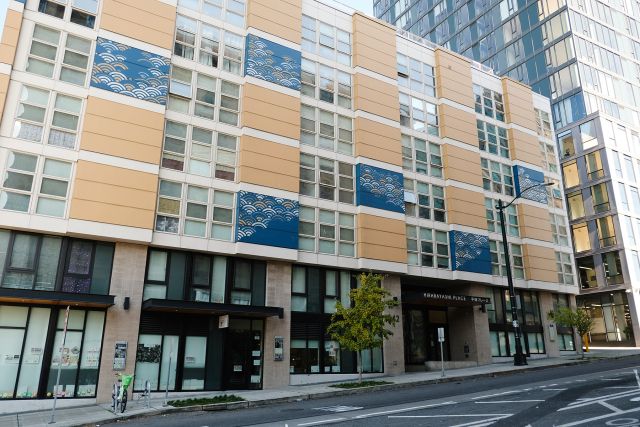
[357,350,362,383]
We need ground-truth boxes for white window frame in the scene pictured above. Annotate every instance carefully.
[299,154,355,204]
[298,206,355,256]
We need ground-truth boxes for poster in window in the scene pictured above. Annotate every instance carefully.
[136,343,161,363]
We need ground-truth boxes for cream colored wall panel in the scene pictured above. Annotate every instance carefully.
[0,9,22,65]
[354,117,401,166]
[442,144,483,186]
[0,73,9,120]
[502,78,537,131]
[238,135,299,193]
[100,0,176,50]
[446,186,486,230]
[509,128,541,167]
[353,73,399,122]
[242,83,300,140]
[247,0,301,44]
[352,13,397,79]
[435,48,474,108]
[519,203,553,243]
[357,213,406,264]
[80,97,164,164]
[523,244,557,283]
[439,104,477,146]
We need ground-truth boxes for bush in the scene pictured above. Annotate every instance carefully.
[167,395,245,407]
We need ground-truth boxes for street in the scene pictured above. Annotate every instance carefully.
[120,356,640,426]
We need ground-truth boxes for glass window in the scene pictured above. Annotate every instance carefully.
[556,252,574,285]
[300,105,353,155]
[473,84,505,121]
[481,158,514,196]
[562,161,580,188]
[572,222,591,252]
[577,256,597,289]
[406,226,449,268]
[404,180,446,222]
[299,154,354,203]
[477,120,509,158]
[584,150,604,180]
[490,240,525,279]
[550,214,569,246]
[485,198,519,237]
[301,16,351,65]
[580,120,598,149]
[401,135,442,178]
[566,191,585,220]
[596,216,616,248]
[602,251,623,285]
[559,131,575,157]
[39,0,97,28]
[399,93,439,136]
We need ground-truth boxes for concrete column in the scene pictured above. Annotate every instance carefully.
[448,306,477,362]
[262,262,292,388]
[539,292,560,357]
[96,243,147,403]
[382,275,404,376]
[461,284,492,365]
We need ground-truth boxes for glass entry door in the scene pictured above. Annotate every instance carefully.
[224,319,263,389]
[404,307,449,366]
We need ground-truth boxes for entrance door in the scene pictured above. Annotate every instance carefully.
[223,319,263,389]
[404,307,449,367]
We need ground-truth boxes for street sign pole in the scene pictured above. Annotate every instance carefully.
[49,305,70,424]
[438,327,445,378]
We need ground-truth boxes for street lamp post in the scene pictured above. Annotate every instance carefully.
[496,182,553,366]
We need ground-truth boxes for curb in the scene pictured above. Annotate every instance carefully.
[69,356,635,426]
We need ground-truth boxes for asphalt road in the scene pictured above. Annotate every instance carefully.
[121,356,640,426]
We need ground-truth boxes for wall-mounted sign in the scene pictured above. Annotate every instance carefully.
[423,292,491,305]
[113,341,127,371]
[274,336,284,361]
[218,315,229,329]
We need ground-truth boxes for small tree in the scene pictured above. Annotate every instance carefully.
[548,307,594,358]
[327,272,399,383]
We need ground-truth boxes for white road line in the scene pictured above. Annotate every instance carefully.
[543,388,568,391]
[475,400,545,404]
[597,401,623,413]
[297,418,346,426]
[388,414,512,418]
[557,405,640,426]
[471,390,522,400]
[351,401,456,419]
[635,369,640,388]
[450,415,513,427]
[601,378,623,381]
[605,386,638,389]
[563,389,640,409]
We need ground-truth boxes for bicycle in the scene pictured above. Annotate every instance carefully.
[112,373,134,414]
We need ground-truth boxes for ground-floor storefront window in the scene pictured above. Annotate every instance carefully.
[135,313,263,392]
[0,305,105,399]
[578,292,631,343]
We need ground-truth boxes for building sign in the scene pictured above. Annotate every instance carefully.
[274,336,284,361]
[422,292,491,305]
[113,341,127,371]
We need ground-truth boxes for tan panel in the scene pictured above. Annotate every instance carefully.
[242,83,300,140]
[518,203,553,242]
[247,0,301,44]
[0,9,22,65]
[502,78,537,131]
[354,117,401,166]
[80,97,164,164]
[446,186,486,230]
[69,161,158,229]
[100,0,176,50]
[352,13,397,79]
[442,144,482,186]
[357,213,406,263]
[509,128,541,167]
[238,135,299,193]
[439,104,477,146]
[353,73,399,122]
[523,244,557,283]
[435,48,474,109]
[0,73,9,119]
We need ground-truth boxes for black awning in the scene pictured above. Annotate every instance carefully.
[0,288,115,308]
[142,298,284,319]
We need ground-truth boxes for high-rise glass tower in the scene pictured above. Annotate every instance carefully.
[376,0,640,345]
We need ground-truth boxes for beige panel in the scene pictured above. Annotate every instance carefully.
[518,203,553,242]
[353,73,399,122]
[446,186,487,230]
[238,135,299,193]
[509,128,542,167]
[100,0,176,50]
[0,9,22,65]
[439,104,477,146]
[357,213,406,263]
[0,73,9,119]
[435,48,474,109]
[247,0,301,44]
[523,244,557,283]
[69,161,158,229]
[442,144,482,186]
[352,13,397,79]
[502,78,537,131]
[354,117,401,166]
[242,83,300,140]
[80,97,164,164]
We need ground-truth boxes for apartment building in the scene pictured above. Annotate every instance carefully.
[375,0,640,346]
[0,0,575,404]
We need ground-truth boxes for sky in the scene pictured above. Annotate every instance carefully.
[0,0,373,34]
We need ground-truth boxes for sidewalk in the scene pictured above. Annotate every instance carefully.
[2,348,637,427]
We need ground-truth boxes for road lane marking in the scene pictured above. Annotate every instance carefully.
[557,405,640,426]
[450,415,513,427]
[598,401,624,413]
[543,388,568,391]
[635,369,640,389]
[606,387,638,389]
[602,378,623,381]
[475,400,545,404]
[388,414,511,418]
[313,405,363,412]
[351,401,456,419]
[471,390,522,400]
[297,418,346,426]
[563,389,640,410]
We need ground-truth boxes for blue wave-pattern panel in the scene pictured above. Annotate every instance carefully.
[235,191,299,249]
[244,34,301,90]
[90,38,170,105]
[356,164,405,213]
[513,165,548,204]
[450,231,491,274]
